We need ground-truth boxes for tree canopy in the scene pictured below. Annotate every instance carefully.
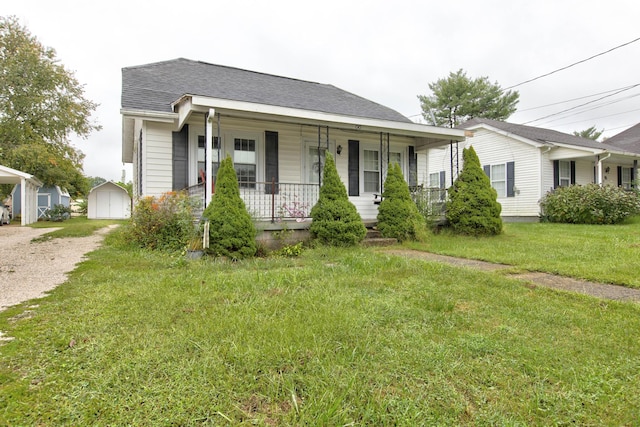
[573,125,603,141]
[0,16,99,196]
[418,69,519,128]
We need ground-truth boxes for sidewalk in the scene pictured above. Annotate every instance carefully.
[384,249,640,303]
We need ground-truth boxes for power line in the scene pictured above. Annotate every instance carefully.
[522,84,640,125]
[503,36,640,90]
[517,84,639,112]
[533,93,640,126]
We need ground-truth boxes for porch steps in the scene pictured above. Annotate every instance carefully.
[362,226,398,247]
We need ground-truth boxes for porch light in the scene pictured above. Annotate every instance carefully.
[337,145,343,155]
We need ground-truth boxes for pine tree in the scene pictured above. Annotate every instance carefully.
[446,146,502,235]
[377,163,425,241]
[309,152,366,246]
[202,156,257,259]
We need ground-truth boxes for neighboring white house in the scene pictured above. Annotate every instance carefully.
[87,181,131,219]
[424,118,640,220]
[121,58,466,222]
[0,165,42,225]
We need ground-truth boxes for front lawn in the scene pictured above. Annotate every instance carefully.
[1,226,639,425]
[409,216,640,288]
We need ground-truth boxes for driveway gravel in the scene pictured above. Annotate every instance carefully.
[0,224,116,312]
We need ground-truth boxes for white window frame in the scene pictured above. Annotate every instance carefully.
[194,131,262,188]
[490,163,507,197]
[621,167,633,190]
[429,172,440,188]
[559,160,571,187]
[363,146,380,193]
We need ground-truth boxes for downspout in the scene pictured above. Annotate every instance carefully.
[205,108,215,206]
[596,152,611,185]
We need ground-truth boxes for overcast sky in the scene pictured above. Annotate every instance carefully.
[5,0,640,182]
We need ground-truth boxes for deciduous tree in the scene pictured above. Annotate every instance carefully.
[0,16,99,195]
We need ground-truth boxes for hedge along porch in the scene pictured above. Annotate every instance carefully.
[121,59,466,225]
[0,164,42,225]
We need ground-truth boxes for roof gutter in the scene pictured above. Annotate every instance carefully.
[172,95,467,142]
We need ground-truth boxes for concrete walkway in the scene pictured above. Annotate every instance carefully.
[384,249,640,303]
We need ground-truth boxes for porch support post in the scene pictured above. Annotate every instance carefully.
[205,108,216,206]
[596,152,611,186]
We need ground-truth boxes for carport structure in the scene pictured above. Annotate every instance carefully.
[0,165,43,225]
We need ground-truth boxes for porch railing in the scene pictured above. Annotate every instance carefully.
[185,182,447,222]
[185,181,320,222]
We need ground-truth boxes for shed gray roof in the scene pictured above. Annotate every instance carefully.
[458,118,610,150]
[602,123,640,154]
[122,58,411,123]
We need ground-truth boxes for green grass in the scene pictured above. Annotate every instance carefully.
[407,216,640,288]
[1,227,640,425]
[29,216,125,240]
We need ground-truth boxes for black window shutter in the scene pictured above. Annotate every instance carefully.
[439,171,446,189]
[172,124,189,191]
[617,166,622,187]
[483,165,490,178]
[632,167,636,188]
[348,140,359,196]
[408,146,417,188]
[506,161,515,197]
[265,131,279,194]
[553,160,559,188]
[570,161,576,185]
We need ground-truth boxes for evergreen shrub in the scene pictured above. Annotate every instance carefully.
[377,162,426,241]
[310,152,366,246]
[202,156,257,259]
[446,146,502,235]
[539,183,640,224]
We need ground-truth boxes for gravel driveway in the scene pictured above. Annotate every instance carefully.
[0,224,116,312]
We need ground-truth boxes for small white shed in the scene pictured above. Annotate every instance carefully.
[87,181,131,219]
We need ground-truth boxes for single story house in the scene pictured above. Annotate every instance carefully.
[0,165,42,225]
[603,122,640,157]
[425,118,640,220]
[121,58,466,222]
[87,181,131,219]
[12,184,70,219]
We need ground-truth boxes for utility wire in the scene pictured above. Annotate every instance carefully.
[503,36,640,90]
[534,93,640,126]
[521,84,640,125]
[517,84,639,112]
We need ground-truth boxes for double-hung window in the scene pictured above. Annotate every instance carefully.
[197,136,221,182]
[620,166,634,190]
[558,160,571,187]
[234,138,256,189]
[363,149,380,193]
[484,162,515,198]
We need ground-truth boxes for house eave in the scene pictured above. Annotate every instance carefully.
[173,95,466,143]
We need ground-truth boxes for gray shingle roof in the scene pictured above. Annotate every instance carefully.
[121,58,411,123]
[602,122,640,154]
[458,117,609,150]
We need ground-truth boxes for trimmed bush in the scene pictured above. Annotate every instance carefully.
[540,183,640,224]
[446,146,503,236]
[377,162,426,241]
[310,152,366,246]
[202,155,257,259]
[125,191,195,251]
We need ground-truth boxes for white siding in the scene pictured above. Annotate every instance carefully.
[426,129,544,218]
[183,115,419,220]
[575,159,595,185]
[143,122,173,197]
